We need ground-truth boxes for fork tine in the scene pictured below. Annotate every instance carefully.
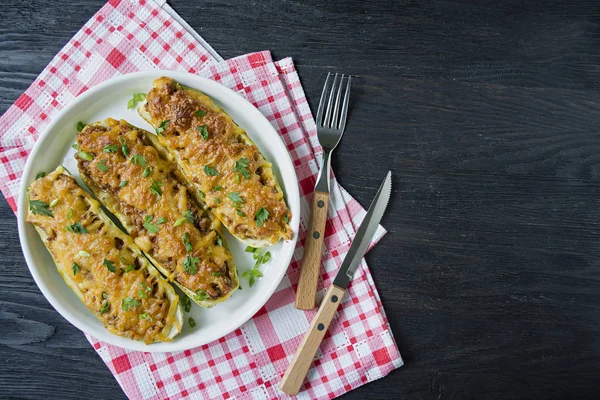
[331,74,345,129]
[323,73,340,128]
[315,72,331,126]
[338,76,352,133]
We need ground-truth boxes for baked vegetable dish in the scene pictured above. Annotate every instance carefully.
[139,77,293,247]
[75,119,238,307]
[26,166,183,343]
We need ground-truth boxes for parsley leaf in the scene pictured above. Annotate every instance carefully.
[78,151,94,161]
[195,110,207,117]
[143,215,165,234]
[227,191,244,205]
[103,144,119,153]
[182,296,192,313]
[122,297,141,311]
[255,207,270,227]
[72,262,80,275]
[79,250,90,258]
[194,290,210,302]
[29,199,53,217]
[72,143,79,150]
[203,165,219,176]
[215,198,221,204]
[103,259,116,273]
[213,185,223,191]
[119,180,129,188]
[149,180,163,196]
[138,282,151,298]
[183,255,200,275]
[97,160,109,172]
[36,172,46,180]
[174,210,195,227]
[284,214,289,223]
[156,120,170,136]
[197,125,209,140]
[130,154,147,166]
[182,232,192,252]
[100,300,110,314]
[233,158,251,179]
[216,236,222,247]
[189,317,197,328]
[76,121,86,132]
[67,222,88,234]
[124,264,136,273]
[127,93,146,109]
[212,271,221,276]
[66,208,73,219]
[142,166,152,178]
[245,246,257,253]
[120,137,129,157]
[237,209,246,217]
[139,313,152,321]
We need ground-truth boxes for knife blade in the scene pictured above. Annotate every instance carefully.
[280,171,392,395]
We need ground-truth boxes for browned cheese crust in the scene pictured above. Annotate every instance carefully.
[76,119,235,300]
[143,77,293,245]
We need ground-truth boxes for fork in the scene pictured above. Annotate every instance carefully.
[295,72,352,310]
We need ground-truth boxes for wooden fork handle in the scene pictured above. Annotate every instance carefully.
[295,191,329,310]
[280,284,346,395]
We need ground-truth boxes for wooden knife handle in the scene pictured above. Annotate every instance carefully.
[280,284,346,395]
[295,191,329,310]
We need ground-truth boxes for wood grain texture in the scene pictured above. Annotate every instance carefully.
[2,0,600,399]
[281,285,346,395]
[295,191,329,310]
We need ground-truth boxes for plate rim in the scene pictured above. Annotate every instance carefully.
[16,70,300,352]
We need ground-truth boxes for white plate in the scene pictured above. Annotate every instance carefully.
[17,71,300,352]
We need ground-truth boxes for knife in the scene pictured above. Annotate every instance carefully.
[279,171,392,395]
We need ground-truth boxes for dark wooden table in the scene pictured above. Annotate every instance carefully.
[2,0,600,398]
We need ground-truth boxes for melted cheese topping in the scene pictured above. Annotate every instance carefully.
[143,77,293,245]
[27,171,175,343]
[76,119,234,299]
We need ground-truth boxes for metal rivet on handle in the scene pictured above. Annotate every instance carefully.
[331,295,338,303]
[317,323,325,331]
[317,200,325,208]
[313,231,320,239]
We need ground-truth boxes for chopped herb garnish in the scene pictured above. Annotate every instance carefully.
[242,267,263,288]
[119,180,129,187]
[36,172,46,180]
[49,199,59,207]
[66,208,73,219]
[188,317,196,328]
[213,185,223,191]
[182,232,192,252]
[228,192,244,205]
[233,158,251,179]
[78,151,94,161]
[122,297,141,311]
[97,160,109,172]
[120,137,129,157]
[103,144,119,153]
[212,271,220,277]
[182,296,192,313]
[143,215,165,234]
[100,301,110,314]
[215,198,221,204]
[127,93,146,109]
[198,190,205,199]
[156,120,170,136]
[237,209,246,217]
[245,246,257,253]
[197,124,209,140]
[234,174,240,184]
[194,290,210,301]
[102,292,108,299]
[103,259,116,273]
[130,154,147,166]
[284,214,289,223]
[76,121,86,132]
[71,143,79,150]
[255,207,270,227]
[72,262,80,275]
[216,236,223,247]
[138,282,151,298]
[203,165,219,176]
[149,180,163,196]
[183,255,200,275]
[124,264,136,273]
[174,210,195,227]
[139,313,152,321]
[67,222,88,234]
[242,248,272,287]
[142,166,152,178]
[79,250,90,258]
[262,251,271,264]
[195,109,207,117]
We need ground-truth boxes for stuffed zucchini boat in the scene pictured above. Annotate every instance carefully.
[75,118,238,307]
[138,76,293,248]
[26,166,182,343]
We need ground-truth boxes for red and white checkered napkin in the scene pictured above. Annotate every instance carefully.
[0,1,403,398]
